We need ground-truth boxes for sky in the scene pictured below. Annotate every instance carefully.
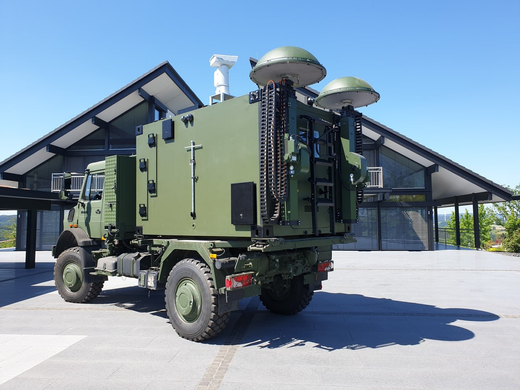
[0,0,519,202]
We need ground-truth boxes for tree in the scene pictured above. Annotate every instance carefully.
[0,220,16,248]
[477,205,494,247]
[446,205,493,248]
[493,184,520,253]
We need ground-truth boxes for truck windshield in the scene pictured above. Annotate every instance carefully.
[82,173,105,201]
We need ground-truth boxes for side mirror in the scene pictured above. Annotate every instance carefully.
[63,172,72,190]
[60,172,73,200]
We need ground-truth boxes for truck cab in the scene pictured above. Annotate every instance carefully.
[74,161,105,239]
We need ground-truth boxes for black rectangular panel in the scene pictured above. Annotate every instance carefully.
[231,182,256,225]
[162,119,174,140]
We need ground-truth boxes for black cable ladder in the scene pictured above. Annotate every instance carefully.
[301,115,338,236]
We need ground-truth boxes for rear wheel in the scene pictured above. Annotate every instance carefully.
[54,247,104,303]
[260,275,313,315]
[165,259,229,341]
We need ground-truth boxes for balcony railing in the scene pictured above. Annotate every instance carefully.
[367,167,383,188]
[51,173,84,193]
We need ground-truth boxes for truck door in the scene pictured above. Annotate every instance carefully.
[78,172,105,239]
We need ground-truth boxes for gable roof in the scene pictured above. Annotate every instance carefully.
[0,61,203,182]
[361,116,513,205]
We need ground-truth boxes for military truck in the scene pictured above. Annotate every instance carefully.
[52,47,379,341]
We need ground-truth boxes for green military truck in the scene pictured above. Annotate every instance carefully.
[52,47,378,341]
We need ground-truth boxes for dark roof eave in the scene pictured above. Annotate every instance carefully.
[0,186,60,201]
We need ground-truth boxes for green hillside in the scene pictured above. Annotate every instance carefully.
[0,215,16,244]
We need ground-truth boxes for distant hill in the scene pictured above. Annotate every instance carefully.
[0,215,16,241]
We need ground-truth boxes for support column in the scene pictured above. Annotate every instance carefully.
[25,209,37,269]
[15,211,22,250]
[434,206,439,243]
[147,101,155,123]
[425,165,436,251]
[472,195,481,249]
[427,206,434,251]
[454,198,461,247]
[377,201,382,251]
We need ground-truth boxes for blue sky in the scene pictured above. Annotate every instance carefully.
[1,0,519,193]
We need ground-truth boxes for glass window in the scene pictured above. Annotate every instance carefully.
[334,207,378,250]
[82,174,105,201]
[109,101,148,149]
[25,155,63,191]
[379,146,425,189]
[381,207,428,250]
[388,194,426,202]
[69,128,107,151]
[38,207,61,249]
[363,149,377,167]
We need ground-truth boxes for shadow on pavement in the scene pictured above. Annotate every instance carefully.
[0,262,55,307]
[92,285,169,318]
[88,285,500,350]
[1,270,500,351]
[241,292,500,350]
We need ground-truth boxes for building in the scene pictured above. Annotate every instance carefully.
[338,115,513,250]
[0,61,513,253]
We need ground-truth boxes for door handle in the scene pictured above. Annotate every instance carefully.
[96,209,101,214]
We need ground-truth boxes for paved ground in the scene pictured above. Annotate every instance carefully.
[0,249,519,389]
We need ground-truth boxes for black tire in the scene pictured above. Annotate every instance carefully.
[260,275,313,315]
[165,258,229,341]
[54,247,104,303]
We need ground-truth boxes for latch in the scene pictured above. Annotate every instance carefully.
[147,180,156,194]
[147,133,156,147]
[139,158,147,172]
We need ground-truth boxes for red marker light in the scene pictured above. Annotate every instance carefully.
[225,273,253,290]
[317,261,334,273]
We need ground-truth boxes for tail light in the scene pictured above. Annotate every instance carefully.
[225,273,253,290]
[317,261,334,273]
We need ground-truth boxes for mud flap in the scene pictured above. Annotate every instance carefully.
[218,294,239,315]
[77,246,107,283]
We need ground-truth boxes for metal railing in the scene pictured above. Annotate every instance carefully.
[51,173,84,193]
[437,227,477,249]
[367,167,383,188]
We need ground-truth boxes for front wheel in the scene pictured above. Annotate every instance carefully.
[165,259,229,341]
[260,275,313,315]
[54,247,104,303]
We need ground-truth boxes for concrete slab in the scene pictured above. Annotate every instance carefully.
[0,249,519,389]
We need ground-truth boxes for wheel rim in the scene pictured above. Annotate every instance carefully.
[62,262,83,292]
[175,278,202,323]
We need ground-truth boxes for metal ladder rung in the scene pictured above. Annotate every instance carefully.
[315,178,334,186]
[315,158,333,167]
[316,199,334,207]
